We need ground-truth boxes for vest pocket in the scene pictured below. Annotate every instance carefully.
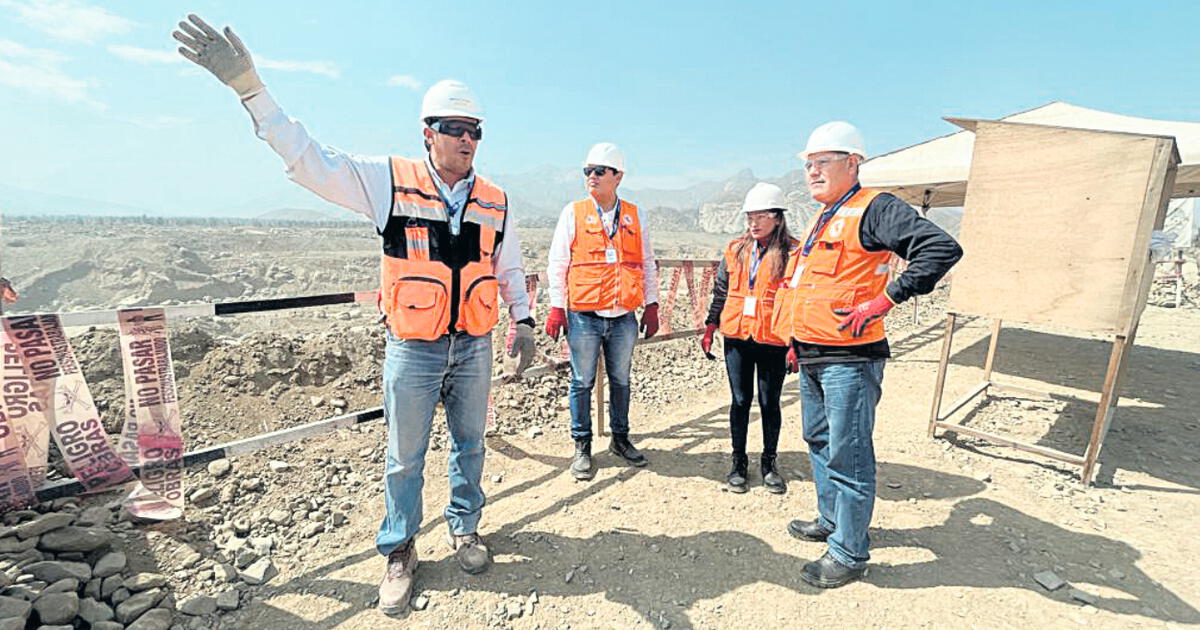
[800,283,857,343]
[618,264,645,310]
[720,295,744,339]
[769,288,793,342]
[387,276,450,340]
[619,224,643,263]
[461,274,499,336]
[568,265,607,310]
[805,241,843,276]
[754,295,783,345]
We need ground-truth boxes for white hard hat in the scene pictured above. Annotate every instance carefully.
[798,121,865,159]
[583,142,625,172]
[741,182,787,214]
[420,79,484,122]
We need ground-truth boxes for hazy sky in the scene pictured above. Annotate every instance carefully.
[2,0,1198,215]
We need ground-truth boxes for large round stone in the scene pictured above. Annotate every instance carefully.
[38,526,113,553]
[33,591,79,625]
[23,561,91,583]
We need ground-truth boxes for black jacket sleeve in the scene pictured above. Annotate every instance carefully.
[705,257,729,327]
[860,193,964,304]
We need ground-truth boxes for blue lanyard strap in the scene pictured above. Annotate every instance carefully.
[595,199,621,239]
[748,242,767,289]
[801,184,860,257]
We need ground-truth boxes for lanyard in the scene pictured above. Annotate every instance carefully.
[748,242,767,289]
[801,184,860,257]
[425,159,473,216]
[424,159,473,235]
[595,199,621,239]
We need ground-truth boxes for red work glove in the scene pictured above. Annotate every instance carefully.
[785,345,799,374]
[834,293,896,338]
[545,307,567,340]
[640,303,660,339]
[700,323,717,358]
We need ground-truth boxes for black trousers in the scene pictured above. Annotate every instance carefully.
[723,336,787,458]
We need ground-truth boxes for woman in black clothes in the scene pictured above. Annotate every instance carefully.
[701,183,799,494]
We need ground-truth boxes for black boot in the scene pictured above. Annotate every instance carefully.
[787,518,832,542]
[570,438,593,480]
[800,551,867,588]
[608,433,647,467]
[726,453,749,493]
[761,454,786,494]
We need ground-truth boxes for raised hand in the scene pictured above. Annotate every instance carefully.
[172,14,263,98]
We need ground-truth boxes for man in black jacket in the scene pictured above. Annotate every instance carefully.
[776,121,962,588]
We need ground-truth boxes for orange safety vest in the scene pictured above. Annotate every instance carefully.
[379,157,508,340]
[566,198,646,312]
[718,238,800,346]
[772,187,892,346]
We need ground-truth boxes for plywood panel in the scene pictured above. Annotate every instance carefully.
[948,122,1178,335]
[1122,142,1177,336]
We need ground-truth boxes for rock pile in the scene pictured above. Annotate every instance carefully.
[0,499,247,630]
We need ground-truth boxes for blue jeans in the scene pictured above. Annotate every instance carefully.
[375,331,491,556]
[799,360,885,570]
[566,311,637,440]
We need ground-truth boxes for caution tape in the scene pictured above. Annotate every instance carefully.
[4,261,719,507]
[0,329,38,510]
[659,267,683,336]
[1,315,135,495]
[1,329,49,488]
[117,309,184,520]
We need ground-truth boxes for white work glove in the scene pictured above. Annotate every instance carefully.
[508,323,536,377]
[1150,230,1175,262]
[172,14,264,99]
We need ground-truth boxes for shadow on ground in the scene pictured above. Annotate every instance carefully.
[227,397,1199,629]
[941,328,1200,491]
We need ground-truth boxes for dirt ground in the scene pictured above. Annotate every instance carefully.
[4,219,1198,629]
[188,303,1197,630]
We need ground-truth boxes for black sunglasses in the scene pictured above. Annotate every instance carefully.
[430,119,483,141]
[583,165,616,177]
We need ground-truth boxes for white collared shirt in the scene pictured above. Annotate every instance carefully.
[422,154,472,236]
[241,90,530,321]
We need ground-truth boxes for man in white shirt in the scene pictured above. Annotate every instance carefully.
[545,143,659,481]
[173,14,536,616]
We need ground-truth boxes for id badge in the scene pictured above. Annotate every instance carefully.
[743,296,757,316]
[605,248,618,264]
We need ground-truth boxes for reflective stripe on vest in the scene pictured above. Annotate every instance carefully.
[718,238,799,347]
[380,156,506,340]
[566,198,646,312]
[770,187,892,346]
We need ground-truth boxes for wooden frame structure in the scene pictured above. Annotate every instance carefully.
[928,315,1137,483]
[926,119,1178,484]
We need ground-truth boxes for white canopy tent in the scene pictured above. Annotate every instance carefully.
[860,102,1200,208]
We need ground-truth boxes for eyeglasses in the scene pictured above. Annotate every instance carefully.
[583,165,616,177]
[745,211,780,223]
[804,154,850,171]
[429,119,483,141]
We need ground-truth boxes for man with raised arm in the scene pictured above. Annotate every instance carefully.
[173,14,537,615]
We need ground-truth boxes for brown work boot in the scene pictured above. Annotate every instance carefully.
[446,531,491,574]
[377,539,418,616]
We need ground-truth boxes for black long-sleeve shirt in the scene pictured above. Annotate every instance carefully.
[706,191,962,363]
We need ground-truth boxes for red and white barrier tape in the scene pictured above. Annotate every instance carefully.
[117,309,184,520]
